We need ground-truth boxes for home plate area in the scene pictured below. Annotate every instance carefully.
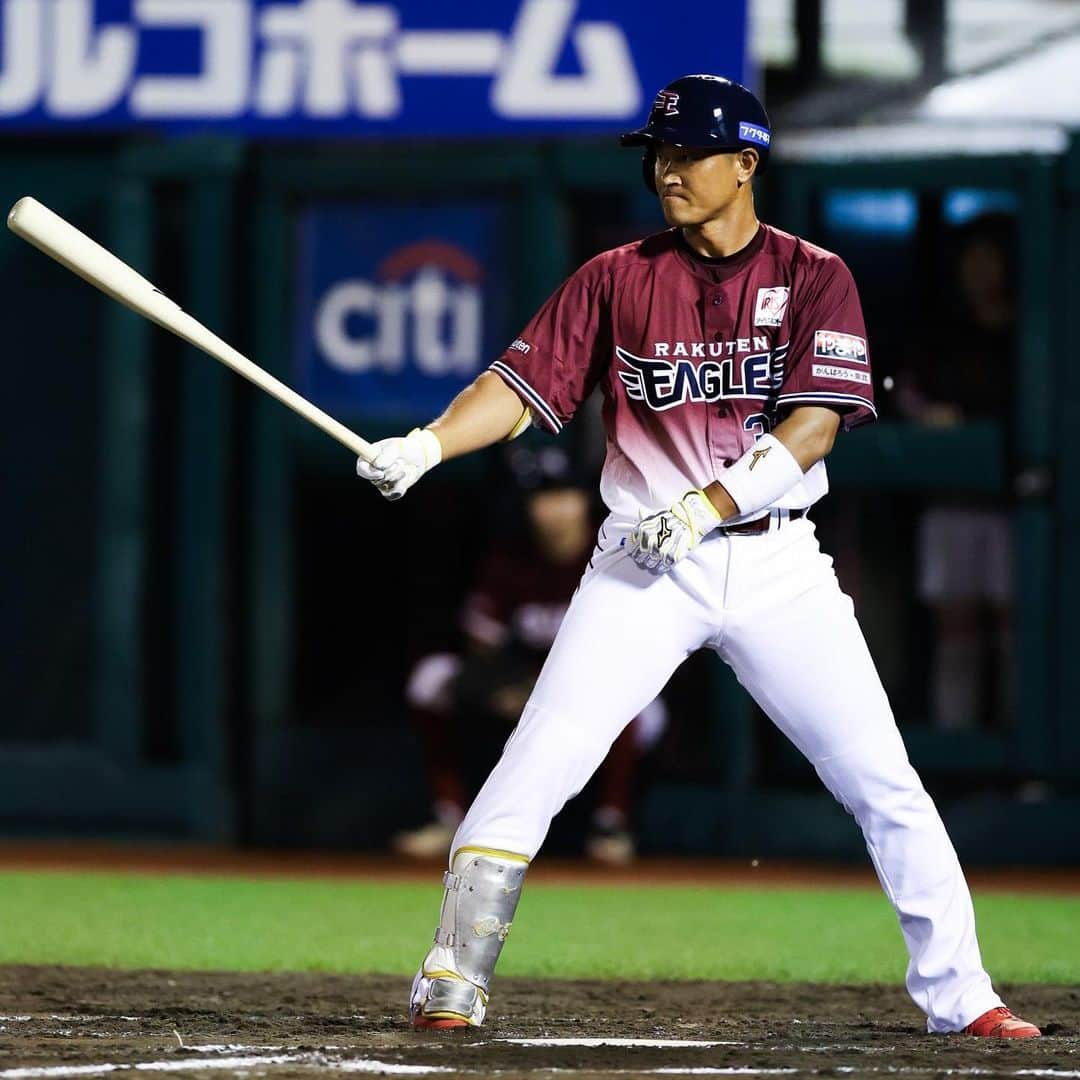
[1,969,1076,1079]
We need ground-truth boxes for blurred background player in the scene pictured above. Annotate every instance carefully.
[393,446,666,863]
[895,213,1016,730]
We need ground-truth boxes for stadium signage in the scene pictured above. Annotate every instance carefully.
[295,201,506,421]
[0,0,746,135]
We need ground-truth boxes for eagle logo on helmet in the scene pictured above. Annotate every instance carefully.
[654,90,680,116]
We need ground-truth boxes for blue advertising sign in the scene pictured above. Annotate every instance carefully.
[295,202,506,421]
[0,0,748,135]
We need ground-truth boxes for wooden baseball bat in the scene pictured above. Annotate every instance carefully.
[7,196,374,461]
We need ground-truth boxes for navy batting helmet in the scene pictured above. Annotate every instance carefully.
[619,74,772,193]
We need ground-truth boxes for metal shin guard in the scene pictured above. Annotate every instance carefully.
[410,848,529,1028]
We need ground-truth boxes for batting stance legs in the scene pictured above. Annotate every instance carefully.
[413,516,1003,1033]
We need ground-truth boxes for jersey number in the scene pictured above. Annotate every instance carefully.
[743,413,773,439]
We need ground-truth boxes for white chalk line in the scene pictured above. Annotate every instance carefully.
[831,1073,1080,1079]
[0,1057,303,1079]
[324,1065,449,1075]
[979,1074,1080,1079]
[496,1038,743,1048]
[175,1046,300,1054]
[2,1063,1079,1080]
[1,1038,1076,1080]
[0,1056,451,1079]
[534,1072,1080,1078]
[623,1071,796,1076]
[0,1016,148,1023]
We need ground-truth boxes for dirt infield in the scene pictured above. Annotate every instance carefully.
[1,966,1076,1079]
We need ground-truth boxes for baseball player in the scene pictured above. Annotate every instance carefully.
[356,76,1039,1039]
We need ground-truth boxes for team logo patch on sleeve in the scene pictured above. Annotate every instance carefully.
[814,330,868,364]
[754,287,789,327]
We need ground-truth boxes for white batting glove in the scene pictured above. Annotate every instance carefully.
[356,428,442,501]
[628,489,723,573]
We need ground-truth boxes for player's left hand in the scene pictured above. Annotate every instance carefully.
[628,489,724,573]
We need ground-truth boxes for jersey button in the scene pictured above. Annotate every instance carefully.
[714,331,723,341]
[712,296,724,305]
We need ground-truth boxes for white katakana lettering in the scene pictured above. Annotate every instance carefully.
[492,0,640,118]
[255,0,399,118]
[0,0,43,115]
[49,0,137,118]
[0,0,643,124]
[132,0,250,117]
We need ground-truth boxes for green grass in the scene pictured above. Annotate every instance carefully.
[1,871,1076,983]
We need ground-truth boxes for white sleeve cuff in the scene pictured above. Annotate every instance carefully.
[416,427,443,468]
[716,434,804,518]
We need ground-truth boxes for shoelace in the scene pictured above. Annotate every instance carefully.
[972,1008,1023,1033]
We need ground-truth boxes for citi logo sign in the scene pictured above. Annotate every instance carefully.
[0,0,640,123]
[315,241,483,376]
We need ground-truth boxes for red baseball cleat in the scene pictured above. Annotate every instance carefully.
[963,1007,1041,1038]
[411,1015,470,1031]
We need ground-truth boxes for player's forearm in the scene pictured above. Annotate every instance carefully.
[772,406,842,470]
[704,406,841,519]
[428,371,530,461]
[701,480,740,520]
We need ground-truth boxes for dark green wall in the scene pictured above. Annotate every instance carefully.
[1,135,1076,858]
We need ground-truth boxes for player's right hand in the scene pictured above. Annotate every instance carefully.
[356,428,442,501]
[628,489,723,572]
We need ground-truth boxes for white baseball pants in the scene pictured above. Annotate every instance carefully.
[451,511,1003,1033]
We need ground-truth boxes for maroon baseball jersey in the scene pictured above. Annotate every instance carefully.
[490,225,875,522]
[461,547,583,658]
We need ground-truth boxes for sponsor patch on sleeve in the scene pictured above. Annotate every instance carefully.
[813,330,868,364]
[509,338,531,354]
[812,363,872,385]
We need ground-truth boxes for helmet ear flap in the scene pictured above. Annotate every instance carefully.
[642,146,657,194]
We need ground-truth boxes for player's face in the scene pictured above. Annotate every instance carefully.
[653,143,752,225]
[527,488,591,559]
[959,240,1007,304]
